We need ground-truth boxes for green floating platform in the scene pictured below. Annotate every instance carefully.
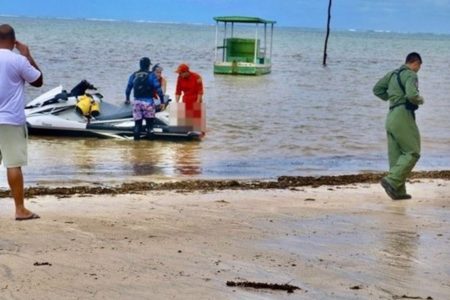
[214,16,275,76]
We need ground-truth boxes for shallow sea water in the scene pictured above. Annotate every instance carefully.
[1,16,449,186]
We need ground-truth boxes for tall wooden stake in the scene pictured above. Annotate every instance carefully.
[323,0,332,66]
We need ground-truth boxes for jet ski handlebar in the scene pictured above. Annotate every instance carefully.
[26,80,99,109]
[70,80,97,96]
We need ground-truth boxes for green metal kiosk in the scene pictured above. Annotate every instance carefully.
[213,16,276,75]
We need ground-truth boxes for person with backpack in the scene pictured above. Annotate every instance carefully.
[373,52,424,200]
[125,57,164,140]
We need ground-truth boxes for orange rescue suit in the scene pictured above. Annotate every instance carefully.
[175,72,203,106]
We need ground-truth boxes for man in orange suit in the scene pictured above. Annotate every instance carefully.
[175,63,204,131]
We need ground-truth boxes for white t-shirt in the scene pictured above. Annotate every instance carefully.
[0,49,41,125]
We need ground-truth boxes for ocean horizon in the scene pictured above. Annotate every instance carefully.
[2,14,450,36]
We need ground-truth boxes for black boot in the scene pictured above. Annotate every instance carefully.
[134,119,143,140]
[145,118,154,138]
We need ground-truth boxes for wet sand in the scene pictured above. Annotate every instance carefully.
[0,178,449,299]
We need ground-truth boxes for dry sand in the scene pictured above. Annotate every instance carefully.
[0,179,449,299]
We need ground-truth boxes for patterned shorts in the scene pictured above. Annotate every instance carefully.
[133,100,155,120]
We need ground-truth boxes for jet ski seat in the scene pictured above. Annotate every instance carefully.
[94,101,133,120]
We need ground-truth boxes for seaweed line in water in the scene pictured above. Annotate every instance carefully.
[1,170,449,198]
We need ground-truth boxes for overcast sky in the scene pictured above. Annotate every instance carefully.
[1,0,450,34]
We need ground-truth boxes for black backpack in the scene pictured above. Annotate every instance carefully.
[133,71,153,98]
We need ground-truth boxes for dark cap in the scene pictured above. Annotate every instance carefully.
[139,57,151,70]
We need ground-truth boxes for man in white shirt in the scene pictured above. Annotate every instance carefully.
[0,24,43,221]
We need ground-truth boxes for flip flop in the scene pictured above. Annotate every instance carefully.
[15,213,40,221]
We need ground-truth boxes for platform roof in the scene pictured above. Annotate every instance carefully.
[213,16,276,24]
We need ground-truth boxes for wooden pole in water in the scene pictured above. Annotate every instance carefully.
[323,0,332,66]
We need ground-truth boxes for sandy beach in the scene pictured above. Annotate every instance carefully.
[1,178,449,299]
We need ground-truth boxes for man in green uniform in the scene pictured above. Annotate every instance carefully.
[373,52,424,200]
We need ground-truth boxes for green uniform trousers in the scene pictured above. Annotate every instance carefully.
[385,106,421,194]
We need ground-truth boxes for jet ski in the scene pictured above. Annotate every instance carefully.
[25,80,204,140]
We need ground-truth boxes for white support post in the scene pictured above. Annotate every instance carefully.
[223,22,227,62]
[264,23,267,61]
[214,21,218,62]
[254,23,259,64]
[269,23,274,62]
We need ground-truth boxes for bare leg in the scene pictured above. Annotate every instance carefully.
[7,167,35,218]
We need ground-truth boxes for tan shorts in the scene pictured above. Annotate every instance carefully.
[0,124,28,168]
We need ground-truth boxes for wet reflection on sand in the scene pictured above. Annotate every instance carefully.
[261,191,448,299]
[378,207,419,272]
[0,137,204,187]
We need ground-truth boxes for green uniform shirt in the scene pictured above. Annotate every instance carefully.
[373,64,422,106]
